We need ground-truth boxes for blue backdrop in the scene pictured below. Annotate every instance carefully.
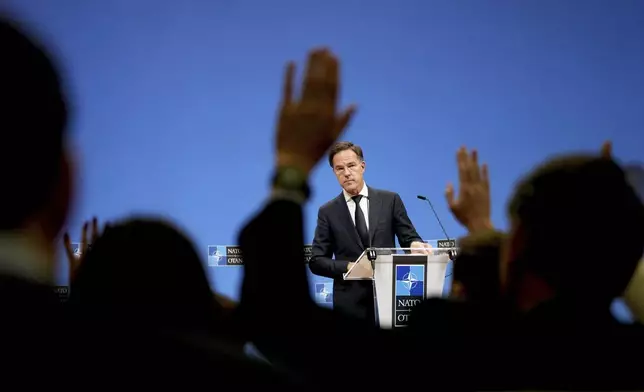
[6,0,642,321]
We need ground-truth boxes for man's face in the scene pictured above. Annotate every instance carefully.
[332,149,365,195]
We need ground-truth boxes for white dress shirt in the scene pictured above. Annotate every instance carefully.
[343,183,369,230]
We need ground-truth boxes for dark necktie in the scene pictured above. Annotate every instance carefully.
[352,195,370,248]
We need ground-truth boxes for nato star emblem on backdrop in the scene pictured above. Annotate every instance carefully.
[207,245,314,266]
[314,282,333,304]
[208,245,228,266]
[394,264,425,327]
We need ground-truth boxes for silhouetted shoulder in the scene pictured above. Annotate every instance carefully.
[408,298,516,337]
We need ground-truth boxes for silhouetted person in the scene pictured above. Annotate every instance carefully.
[68,219,228,334]
[406,155,644,389]
[450,230,505,302]
[625,163,644,203]
[504,155,644,319]
[407,231,509,341]
[0,16,75,386]
[67,217,302,387]
[499,154,644,389]
[622,164,644,323]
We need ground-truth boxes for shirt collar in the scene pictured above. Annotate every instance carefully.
[0,229,55,285]
[344,183,369,203]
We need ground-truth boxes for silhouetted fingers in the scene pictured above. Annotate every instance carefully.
[63,232,75,264]
[80,222,88,253]
[91,217,99,243]
[282,61,296,105]
[601,140,612,159]
[324,51,339,102]
[456,147,468,185]
[481,163,490,191]
[470,149,478,164]
[468,149,480,182]
[445,182,455,207]
[301,48,338,109]
[333,104,357,139]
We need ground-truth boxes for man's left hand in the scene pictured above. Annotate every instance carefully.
[410,241,432,255]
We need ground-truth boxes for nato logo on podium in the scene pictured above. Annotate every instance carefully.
[394,264,425,327]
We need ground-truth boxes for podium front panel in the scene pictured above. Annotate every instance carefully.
[374,253,450,329]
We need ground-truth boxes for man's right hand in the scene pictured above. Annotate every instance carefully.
[346,260,372,278]
[275,48,357,176]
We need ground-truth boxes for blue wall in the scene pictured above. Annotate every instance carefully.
[8,0,641,322]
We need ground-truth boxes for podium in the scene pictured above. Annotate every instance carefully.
[343,247,454,328]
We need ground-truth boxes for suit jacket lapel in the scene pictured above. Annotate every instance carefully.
[367,187,382,244]
[335,193,363,249]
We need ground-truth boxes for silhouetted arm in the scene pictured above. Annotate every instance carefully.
[237,199,402,387]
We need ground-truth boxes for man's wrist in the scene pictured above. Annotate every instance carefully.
[271,164,311,203]
[271,187,307,204]
[467,219,494,233]
[276,153,315,175]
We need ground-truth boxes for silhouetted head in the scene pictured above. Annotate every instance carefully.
[0,17,73,242]
[451,230,505,302]
[503,155,644,312]
[329,141,366,196]
[69,218,223,333]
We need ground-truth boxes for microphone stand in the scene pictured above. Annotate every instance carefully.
[417,195,455,261]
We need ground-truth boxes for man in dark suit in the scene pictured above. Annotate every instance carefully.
[236,53,524,388]
[310,141,430,321]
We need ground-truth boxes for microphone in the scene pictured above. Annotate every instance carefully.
[417,195,455,260]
